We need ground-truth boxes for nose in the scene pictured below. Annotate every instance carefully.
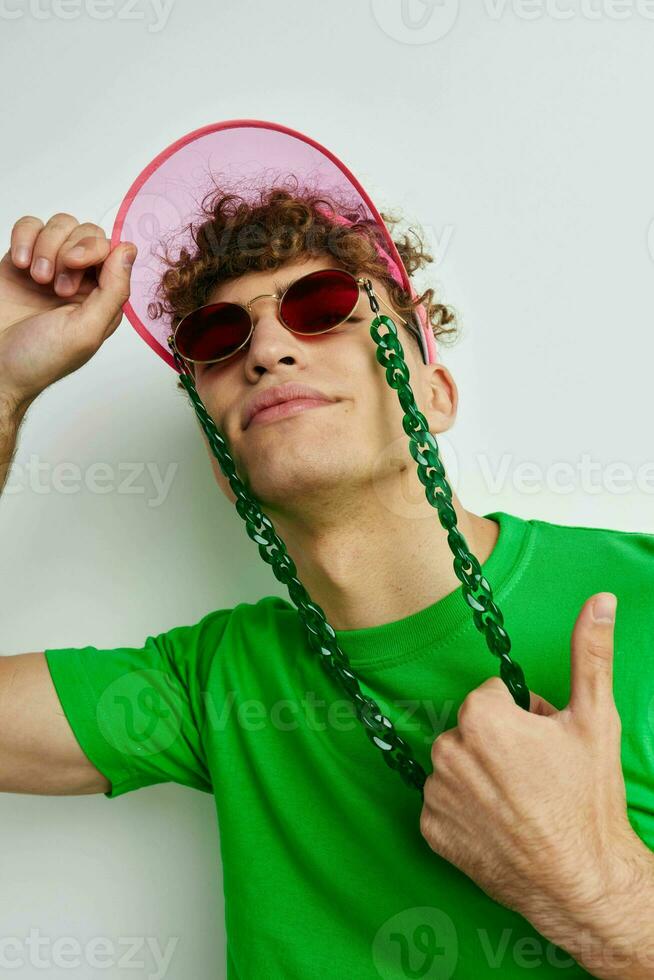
[242,296,305,378]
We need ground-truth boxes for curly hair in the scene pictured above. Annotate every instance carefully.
[146,176,458,390]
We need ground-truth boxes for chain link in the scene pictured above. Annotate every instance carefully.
[167,280,530,798]
[362,281,530,714]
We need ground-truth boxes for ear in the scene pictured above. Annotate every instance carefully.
[421,362,458,434]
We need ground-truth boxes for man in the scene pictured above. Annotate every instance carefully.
[1,197,653,980]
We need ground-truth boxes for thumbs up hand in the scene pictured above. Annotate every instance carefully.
[419,593,654,978]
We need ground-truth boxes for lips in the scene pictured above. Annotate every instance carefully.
[243,382,336,429]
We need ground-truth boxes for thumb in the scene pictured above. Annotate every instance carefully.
[568,592,617,718]
[71,242,137,344]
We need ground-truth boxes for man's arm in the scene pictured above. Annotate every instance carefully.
[552,844,654,980]
[0,390,26,495]
[0,215,138,796]
[0,396,111,796]
[419,592,654,979]
[0,650,110,795]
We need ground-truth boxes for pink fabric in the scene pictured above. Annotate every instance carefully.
[314,205,431,344]
[111,119,439,369]
[313,207,405,286]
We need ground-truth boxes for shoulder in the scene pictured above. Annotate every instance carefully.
[491,511,654,647]
[151,595,296,665]
[512,514,654,662]
[530,512,654,546]
[527,513,654,581]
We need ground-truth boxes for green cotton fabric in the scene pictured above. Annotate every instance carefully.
[44,510,654,979]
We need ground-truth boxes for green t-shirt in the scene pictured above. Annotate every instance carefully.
[44,510,654,979]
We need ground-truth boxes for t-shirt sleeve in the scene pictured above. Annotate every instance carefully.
[43,607,233,799]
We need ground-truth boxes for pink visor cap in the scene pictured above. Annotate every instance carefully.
[110,119,439,371]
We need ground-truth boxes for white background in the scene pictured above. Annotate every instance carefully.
[1,0,653,977]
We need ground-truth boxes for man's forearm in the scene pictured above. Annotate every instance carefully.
[579,844,654,980]
[534,838,654,979]
[0,392,30,496]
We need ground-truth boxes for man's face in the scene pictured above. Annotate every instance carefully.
[193,254,454,514]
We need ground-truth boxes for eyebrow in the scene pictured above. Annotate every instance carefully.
[226,269,358,307]
[225,277,293,308]
[272,278,294,296]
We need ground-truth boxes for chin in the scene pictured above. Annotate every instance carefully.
[251,455,331,492]
[215,411,361,498]
[248,447,358,505]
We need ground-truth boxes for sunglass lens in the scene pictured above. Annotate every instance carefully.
[281,270,359,334]
[174,304,251,361]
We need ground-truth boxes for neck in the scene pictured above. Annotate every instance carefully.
[265,482,500,632]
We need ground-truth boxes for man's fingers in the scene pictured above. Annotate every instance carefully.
[9,215,44,268]
[8,216,111,300]
[68,242,136,346]
[54,229,111,298]
[28,213,79,284]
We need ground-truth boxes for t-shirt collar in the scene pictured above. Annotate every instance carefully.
[333,511,532,669]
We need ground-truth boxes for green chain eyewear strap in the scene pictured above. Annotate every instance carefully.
[167,278,530,798]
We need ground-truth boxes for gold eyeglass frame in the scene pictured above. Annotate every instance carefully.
[166,268,409,366]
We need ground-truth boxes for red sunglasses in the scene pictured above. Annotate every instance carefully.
[167,268,408,365]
